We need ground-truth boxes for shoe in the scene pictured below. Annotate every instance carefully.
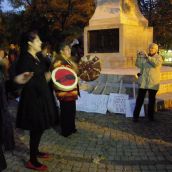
[61,132,72,137]
[25,161,48,171]
[72,129,77,133]
[132,118,138,122]
[37,152,52,159]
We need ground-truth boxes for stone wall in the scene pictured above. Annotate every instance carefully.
[84,0,153,69]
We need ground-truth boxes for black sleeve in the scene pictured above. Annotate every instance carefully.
[5,79,20,93]
[16,56,33,75]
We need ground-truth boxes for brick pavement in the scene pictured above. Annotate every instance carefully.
[3,100,172,172]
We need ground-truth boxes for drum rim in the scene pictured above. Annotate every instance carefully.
[51,66,78,91]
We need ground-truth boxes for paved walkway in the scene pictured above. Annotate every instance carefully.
[3,100,172,172]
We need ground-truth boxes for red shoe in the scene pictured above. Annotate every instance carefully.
[25,161,48,171]
[37,152,53,159]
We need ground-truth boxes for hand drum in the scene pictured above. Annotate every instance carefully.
[51,66,78,91]
[78,55,101,81]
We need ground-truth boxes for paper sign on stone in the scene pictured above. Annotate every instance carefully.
[84,94,108,114]
[107,93,129,114]
[76,92,108,114]
[76,90,89,112]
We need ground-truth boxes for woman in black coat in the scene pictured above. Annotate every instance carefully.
[16,31,58,171]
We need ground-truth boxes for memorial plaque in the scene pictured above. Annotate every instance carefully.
[88,29,119,53]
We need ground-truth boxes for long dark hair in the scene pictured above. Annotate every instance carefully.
[19,31,38,57]
[13,31,38,76]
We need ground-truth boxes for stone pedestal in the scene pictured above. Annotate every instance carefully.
[84,0,153,69]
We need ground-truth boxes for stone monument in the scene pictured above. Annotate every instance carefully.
[84,0,153,69]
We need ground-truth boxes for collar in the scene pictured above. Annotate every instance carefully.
[148,53,156,57]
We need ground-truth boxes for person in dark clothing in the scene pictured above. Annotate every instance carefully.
[1,48,33,171]
[0,49,15,151]
[0,77,15,151]
[0,73,34,172]
[37,43,59,126]
[0,102,7,172]
[38,42,52,70]
[16,31,58,171]
[8,43,18,66]
[70,39,84,63]
[6,43,20,99]
[52,43,79,137]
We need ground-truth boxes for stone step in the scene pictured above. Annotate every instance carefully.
[157,93,172,109]
[154,67,172,81]
[158,79,172,95]
[141,93,172,110]
[102,66,172,81]
[80,76,172,96]
[79,69,172,110]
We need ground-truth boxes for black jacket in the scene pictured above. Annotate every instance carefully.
[16,53,58,130]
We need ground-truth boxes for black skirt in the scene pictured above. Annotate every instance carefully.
[16,53,58,131]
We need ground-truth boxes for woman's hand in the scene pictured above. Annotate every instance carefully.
[14,72,34,84]
[53,60,62,69]
[137,51,148,58]
[142,51,148,58]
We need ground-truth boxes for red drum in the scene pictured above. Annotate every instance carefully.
[78,55,101,81]
[51,66,78,91]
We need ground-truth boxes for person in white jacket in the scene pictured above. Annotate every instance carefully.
[133,43,163,122]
